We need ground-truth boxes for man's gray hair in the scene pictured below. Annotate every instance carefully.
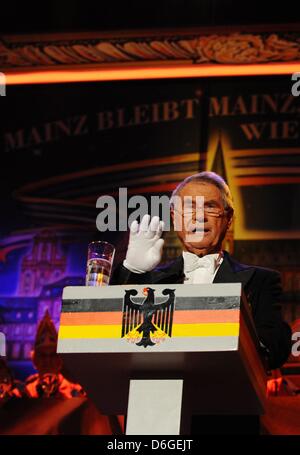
[170,171,234,213]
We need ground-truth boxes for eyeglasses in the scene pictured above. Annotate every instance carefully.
[173,206,226,218]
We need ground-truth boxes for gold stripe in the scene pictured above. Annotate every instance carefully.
[58,323,239,339]
[232,167,300,176]
[228,148,300,157]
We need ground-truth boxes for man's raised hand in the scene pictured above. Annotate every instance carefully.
[123,214,165,273]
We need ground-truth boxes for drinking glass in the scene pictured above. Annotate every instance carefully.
[85,241,115,286]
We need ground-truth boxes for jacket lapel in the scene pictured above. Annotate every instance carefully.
[152,251,255,288]
[149,251,255,317]
[213,251,255,289]
[152,255,185,284]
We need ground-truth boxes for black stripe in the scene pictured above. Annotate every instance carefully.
[61,296,240,313]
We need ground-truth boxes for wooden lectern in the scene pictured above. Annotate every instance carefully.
[57,283,267,434]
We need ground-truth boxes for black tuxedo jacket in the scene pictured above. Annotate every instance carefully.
[111,251,292,369]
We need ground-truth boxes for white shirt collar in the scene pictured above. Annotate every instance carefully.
[182,250,223,274]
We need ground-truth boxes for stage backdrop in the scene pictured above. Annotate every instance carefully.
[0,75,299,378]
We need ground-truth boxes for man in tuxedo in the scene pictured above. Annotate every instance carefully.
[111,171,291,433]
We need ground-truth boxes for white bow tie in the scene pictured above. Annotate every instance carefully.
[183,251,221,274]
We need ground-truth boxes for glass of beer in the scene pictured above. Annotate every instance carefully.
[85,241,115,286]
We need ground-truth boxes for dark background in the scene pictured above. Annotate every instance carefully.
[2,0,300,34]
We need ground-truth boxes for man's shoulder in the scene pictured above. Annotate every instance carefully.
[227,252,280,281]
[154,252,281,279]
[154,255,183,273]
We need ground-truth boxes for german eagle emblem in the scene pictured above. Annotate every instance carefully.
[121,287,176,347]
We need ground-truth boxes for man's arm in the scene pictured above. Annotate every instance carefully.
[252,270,292,370]
[110,262,150,285]
[110,214,164,285]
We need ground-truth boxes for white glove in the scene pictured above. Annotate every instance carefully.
[123,214,165,273]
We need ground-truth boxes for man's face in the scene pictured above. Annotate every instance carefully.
[171,181,233,255]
